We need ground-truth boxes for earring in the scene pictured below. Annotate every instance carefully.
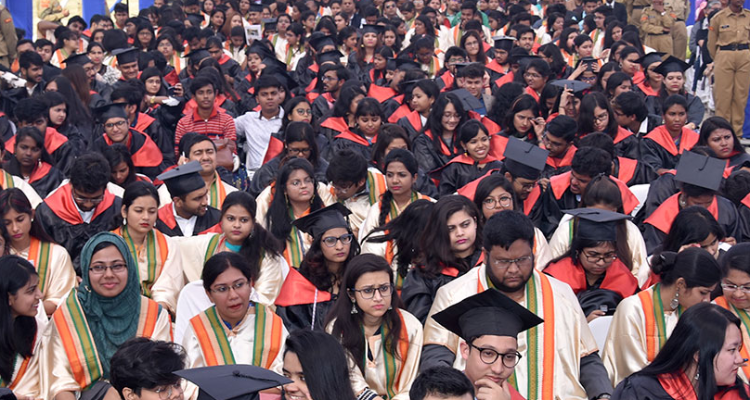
[388,305,392,310]
[351,303,358,314]
[123,217,127,225]
[670,291,680,310]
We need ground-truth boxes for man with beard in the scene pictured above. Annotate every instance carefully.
[421,210,613,400]
[155,161,221,237]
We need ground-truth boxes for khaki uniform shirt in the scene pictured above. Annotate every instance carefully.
[640,7,677,35]
[708,7,750,58]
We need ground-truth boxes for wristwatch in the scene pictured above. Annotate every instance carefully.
[597,395,612,399]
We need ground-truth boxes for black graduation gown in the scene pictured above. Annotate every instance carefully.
[613,128,641,160]
[218,55,242,80]
[729,151,750,168]
[146,102,184,135]
[639,126,699,175]
[274,269,336,333]
[90,129,169,179]
[131,112,176,166]
[737,199,750,242]
[612,373,746,400]
[155,203,221,237]
[331,129,375,162]
[539,179,580,239]
[644,93,705,128]
[4,159,64,198]
[311,93,334,122]
[249,156,329,197]
[91,79,113,102]
[0,113,12,142]
[56,122,91,154]
[5,127,77,175]
[413,131,460,174]
[396,111,425,141]
[635,172,680,224]
[436,157,504,197]
[35,184,122,272]
[401,249,482,324]
[613,156,655,186]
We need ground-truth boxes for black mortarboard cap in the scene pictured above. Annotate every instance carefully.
[493,35,516,51]
[157,161,206,198]
[517,54,540,68]
[262,56,287,72]
[263,19,278,31]
[94,103,128,123]
[292,203,351,239]
[309,34,337,52]
[653,55,690,76]
[174,365,292,400]
[64,53,92,66]
[549,79,591,93]
[112,47,139,65]
[674,151,725,191]
[450,88,483,111]
[503,136,549,179]
[395,58,420,71]
[249,3,264,12]
[636,51,666,68]
[362,24,385,35]
[246,41,274,58]
[316,49,344,65]
[432,289,544,340]
[564,208,630,242]
[508,47,529,65]
[269,67,298,91]
[453,62,474,75]
[186,48,211,64]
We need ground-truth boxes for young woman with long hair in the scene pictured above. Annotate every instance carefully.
[412,93,466,173]
[698,116,750,168]
[651,57,706,131]
[401,195,483,323]
[41,91,90,154]
[460,30,487,64]
[326,254,422,400]
[498,94,545,145]
[112,182,183,314]
[3,127,64,198]
[435,120,502,197]
[0,256,43,399]
[318,85,366,159]
[601,247,722,385]
[0,189,75,317]
[282,330,357,400]
[396,79,439,140]
[658,206,725,259]
[578,91,639,158]
[182,252,288,373]
[714,243,750,383]
[177,191,286,308]
[331,98,385,162]
[275,204,361,331]
[101,145,151,192]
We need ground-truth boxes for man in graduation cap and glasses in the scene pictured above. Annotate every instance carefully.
[113,48,140,81]
[432,289,544,400]
[155,161,222,237]
[489,137,548,221]
[295,34,338,94]
[422,210,614,400]
[643,150,741,254]
[485,36,515,82]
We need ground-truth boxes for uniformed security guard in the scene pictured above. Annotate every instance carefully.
[625,0,651,30]
[665,0,690,59]
[641,0,677,55]
[708,0,750,137]
[0,5,17,69]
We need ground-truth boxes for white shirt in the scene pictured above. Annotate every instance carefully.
[235,108,284,178]
[173,205,197,236]
[639,118,649,135]
[73,197,95,224]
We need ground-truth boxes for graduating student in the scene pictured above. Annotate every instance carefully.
[500,138,549,223]
[326,254,423,400]
[640,95,699,176]
[485,36,515,81]
[714,243,750,383]
[331,98,384,162]
[602,248,721,386]
[3,127,64,198]
[698,117,750,169]
[544,209,639,321]
[396,79,439,140]
[0,256,44,400]
[43,233,172,400]
[413,93,466,173]
[650,56,705,131]
[11,98,77,175]
[579,92,641,160]
[109,338,187,400]
[435,120,502,197]
[154,161,221,237]
[541,115,578,179]
[421,210,614,400]
[111,182,183,314]
[643,151,740,254]
[432,289,545,400]
[577,133,655,187]
[35,153,121,269]
[325,150,375,238]
[275,203,359,332]
[181,252,288,373]
[158,133,238,209]
[172,191,286,307]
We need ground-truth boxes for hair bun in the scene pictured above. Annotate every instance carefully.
[651,251,678,276]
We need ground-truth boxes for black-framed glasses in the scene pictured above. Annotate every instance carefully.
[294,108,313,116]
[89,263,127,275]
[350,284,393,299]
[490,255,533,270]
[470,344,522,368]
[104,120,128,129]
[210,280,249,294]
[322,233,354,247]
[287,147,312,155]
[482,196,513,209]
[582,251,617,263]
[73,190,105,205]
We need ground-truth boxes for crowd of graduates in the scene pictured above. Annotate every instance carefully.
[1,0,750,398]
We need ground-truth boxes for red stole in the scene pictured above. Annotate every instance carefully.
[335,131,375,147]
[6,127,68,155]
[438,70,455,91]
[388,104,411,124]
[613,126,635,145]
[644,125,699,156]
[550,172,638,214]
[637,81,658,97]
[44,184,116,225]
[320,116,349,133]
[275,268,332,306]
[544,257,638,299]
[617,157,638,184]
[485,59,506,74]
[456,168,501,200]
[645,193,720,234]
[263,137,284,163]
[424,129,455,157]
[402,110,423,132]
[657,372,748,400]
[525,86,540,102]
[28,162,53,184]
[545,146,577,169]
[481,117,501,135]
[495,71,514,87]
[103,131,163,168]
[488,134,509,160]
[133,113,156,133]
[367,85,398,103]
[523,186,542,216]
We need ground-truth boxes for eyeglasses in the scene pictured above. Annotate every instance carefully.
[721,283,750,294]
[104,120,128,129]
[294,108,313,116]
[580,76,597,83]
[470,344,522,368]
[515,181,537,191]
[289,177,314,187]
[594,113,609,123]
[483,196,513,209]
[322,233,354,247]
[73,192,105,204]
[333,182,355,192]
[152,382,184,400]
[210,280,249,294]
[523,72,542,79]
[321,75,338,82]
[582,251,617,263]
[442,113,461,121]
[89,263,127,275]
[350,284,394,299]
[490,255,533,269]
[287,147,312,155]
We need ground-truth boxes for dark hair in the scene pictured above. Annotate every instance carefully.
[579,92,618,138]
[189,76,215,96]
[420,195,482,277]
[474,175,519,220]
[52,72,94,122]
[410,367,474,400]
[202,251,259,289]
[637,303,748,400]
[371,124,410,167]
[547,115,578,143]
[538,44,566,78]
[722,242,750,278]
[19,51,43,70]
[298,210,360,291]
[134,22,156,51]
[488,82,525,126]
[14,98,47,125]
[9,126,55,168]
[283,97,312,129]
[580,174,623,211]
[423,93,465,157]
[483,210,535,250]
[725,170,750,207]
[156,33,184,53]
[612,91,647,121]
[110,338,186,398]
[460,31,487,64]
[618,45,642,66]
[0,256,38,384]
[603,20,625,49]
[354,97,384,120]
[605,72,633,98]
[222,192,283,275]
[503,94,540,143]
[283,122,321,167]
[330,85,365,119]
[122,181,159,212]
[378,149,419,226]
[559,27,579,54]
[283,330,356,400]
[651,247,722,288]
[661,206,725,253]
[364,200,434,279]
[326,254,405,374]
[698,116,741,155]
[571,147,612,178]
[70,153,111,193]
[266,158,324,242]
[663,94,688,115]
[326,149,368,186]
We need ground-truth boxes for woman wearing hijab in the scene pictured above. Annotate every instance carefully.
[42,232,172,400]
